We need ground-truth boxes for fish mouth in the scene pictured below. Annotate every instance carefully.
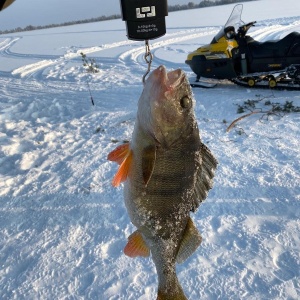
[154,65,185,89]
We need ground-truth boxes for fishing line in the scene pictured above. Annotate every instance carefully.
[85,79,95,106]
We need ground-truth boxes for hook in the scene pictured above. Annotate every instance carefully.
[142,40,153,84]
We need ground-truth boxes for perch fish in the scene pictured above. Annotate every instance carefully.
[108,65,217,300]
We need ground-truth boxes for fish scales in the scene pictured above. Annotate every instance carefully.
[132,146,199,207]
[108,65,217,300]
[125,121,201,233]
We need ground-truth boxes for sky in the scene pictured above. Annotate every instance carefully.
[0,0,193,31]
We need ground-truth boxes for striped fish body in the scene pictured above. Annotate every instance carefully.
[125,121,201,243]
[108,66,217,299]
[125,127,201,299]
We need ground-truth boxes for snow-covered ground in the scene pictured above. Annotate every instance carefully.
[0,1,299,299]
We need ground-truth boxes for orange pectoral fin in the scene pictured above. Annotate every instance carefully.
[141,144,156,186]
[124,231,150,258]
[107,143,130,165]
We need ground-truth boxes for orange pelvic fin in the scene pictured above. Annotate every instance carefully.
[107,143,133,187]
[124,230,150,258]
[107,143,130,165]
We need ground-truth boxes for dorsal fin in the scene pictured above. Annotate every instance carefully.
[176,217,202,264]
[191,143,218,212]
[124,230,150,258]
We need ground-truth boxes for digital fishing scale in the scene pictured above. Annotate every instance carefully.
[119,0,168,82]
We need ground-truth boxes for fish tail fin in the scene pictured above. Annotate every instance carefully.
[157,280,188,300]
[157,272,188,300]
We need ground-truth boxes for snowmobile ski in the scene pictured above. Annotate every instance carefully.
[190,80,217,88]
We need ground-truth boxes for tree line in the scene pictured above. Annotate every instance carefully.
[169,0,255,12]
[0,14,121,35]
[0,0,256,35]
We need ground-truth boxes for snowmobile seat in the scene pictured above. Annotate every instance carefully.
[247,32,300,58]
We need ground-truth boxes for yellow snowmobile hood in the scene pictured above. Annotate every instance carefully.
[187,36,238,61]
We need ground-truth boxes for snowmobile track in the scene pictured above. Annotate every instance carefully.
[231,78,300,91]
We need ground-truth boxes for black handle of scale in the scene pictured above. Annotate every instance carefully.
[119,0,168,41]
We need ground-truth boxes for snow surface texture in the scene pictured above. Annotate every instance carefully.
[0,1,299,299]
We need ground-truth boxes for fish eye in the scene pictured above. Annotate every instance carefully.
[180,96,192,109]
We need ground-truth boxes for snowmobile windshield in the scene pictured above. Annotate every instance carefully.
[211,4,245,43]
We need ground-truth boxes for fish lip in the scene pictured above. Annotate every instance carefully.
[155,65,185,89]
[167,69,185,89]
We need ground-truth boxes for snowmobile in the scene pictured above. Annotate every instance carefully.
[185,4,300,90]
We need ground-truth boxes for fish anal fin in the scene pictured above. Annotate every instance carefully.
[142,144,156,186]
[107,143,130,165]
[124,230,150,258]
[112,149,133,187]
[176,218,202,264]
